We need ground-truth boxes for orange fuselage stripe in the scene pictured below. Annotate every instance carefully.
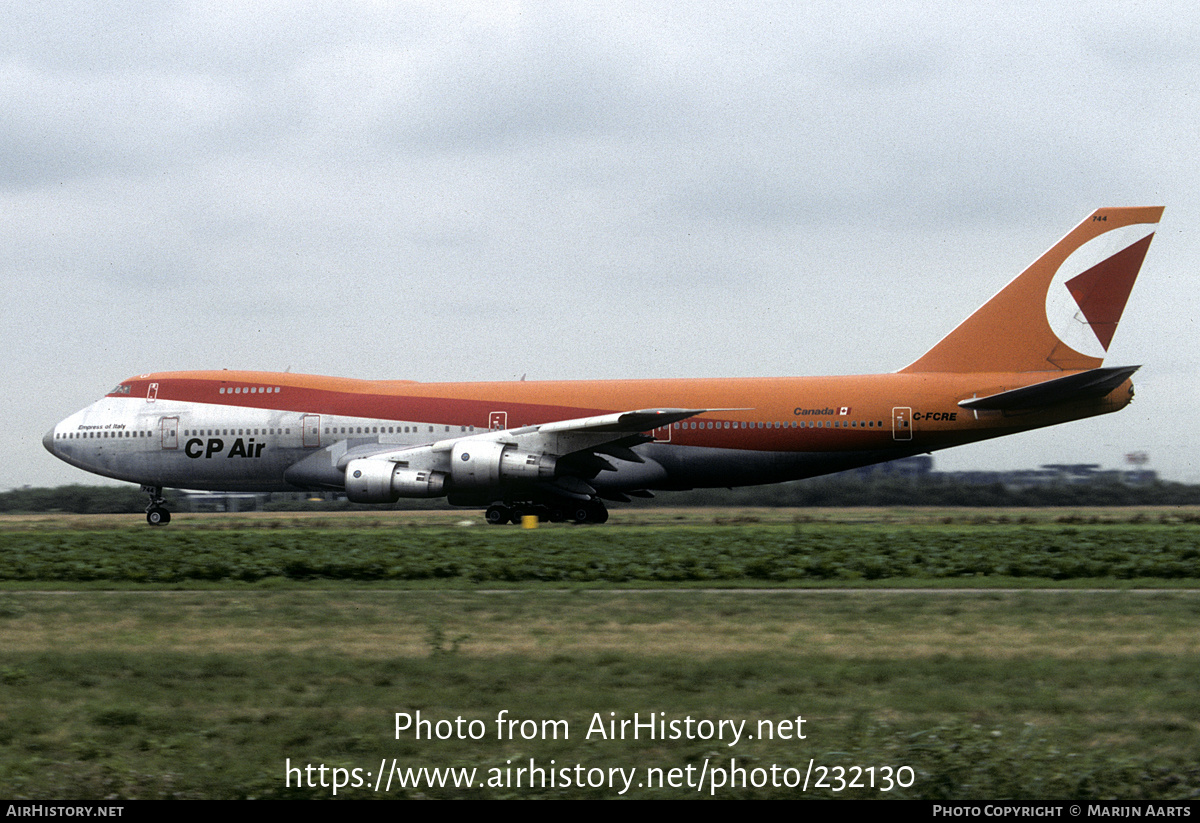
[116,369,1128,454]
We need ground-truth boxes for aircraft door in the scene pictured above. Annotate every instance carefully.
[160,417,179,450]
[302,414,321,448]
[489,411,507,431]
[652,423,671,443]
[892,407,912,441]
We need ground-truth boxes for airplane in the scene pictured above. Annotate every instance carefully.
[44,206,1163,526]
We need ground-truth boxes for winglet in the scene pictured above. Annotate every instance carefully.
[901,207,1163,373]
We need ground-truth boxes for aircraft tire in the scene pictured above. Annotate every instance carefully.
[146,508,170,526]
[485,505,510,526]
[570,501,608,524]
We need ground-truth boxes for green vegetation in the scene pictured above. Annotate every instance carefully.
[0,485,159,515]
[3,511,1197,799]
[1,590,1198,799]
[7,476,1200,515]
[2,511,1199,585]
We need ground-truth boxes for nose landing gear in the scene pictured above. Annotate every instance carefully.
[142,485,171,526]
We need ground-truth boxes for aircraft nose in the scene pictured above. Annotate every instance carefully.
[43,427,56,454]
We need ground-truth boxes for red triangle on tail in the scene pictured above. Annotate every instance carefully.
[1065,233,1154,351]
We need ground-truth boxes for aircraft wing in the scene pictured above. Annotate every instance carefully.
[427,407,705,450]
[322,408,705,474]
[420,406,707,464]
[958,366,1139,412]
[329,407,712,503]
[536,408,706,435]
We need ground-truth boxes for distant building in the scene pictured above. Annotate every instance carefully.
[935,462,1156,487]
[852,457,1155,486]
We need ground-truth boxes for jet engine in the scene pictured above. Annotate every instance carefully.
[343,458,447,503]
[449,440,556,488]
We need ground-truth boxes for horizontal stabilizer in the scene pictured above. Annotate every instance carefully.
[958,366,1139,412]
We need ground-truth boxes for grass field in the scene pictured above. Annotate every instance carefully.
[1,509,1198,799]
[3,507,1200,587]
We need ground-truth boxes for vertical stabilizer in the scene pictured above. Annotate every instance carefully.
[900,207,1163,374]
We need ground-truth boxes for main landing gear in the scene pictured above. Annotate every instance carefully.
[142,485,171,526]
[485,499,609,525]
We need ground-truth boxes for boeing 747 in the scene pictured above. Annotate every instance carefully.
[44,207,1163,524]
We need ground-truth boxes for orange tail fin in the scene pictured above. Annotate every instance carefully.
[901,207,1164,374]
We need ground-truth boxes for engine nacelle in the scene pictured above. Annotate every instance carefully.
[343,458,447,503]
[450,440,556,488]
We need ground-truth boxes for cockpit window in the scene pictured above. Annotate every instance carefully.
[107,383,132,396]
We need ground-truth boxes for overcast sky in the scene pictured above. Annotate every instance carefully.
[6,1,1200,490]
